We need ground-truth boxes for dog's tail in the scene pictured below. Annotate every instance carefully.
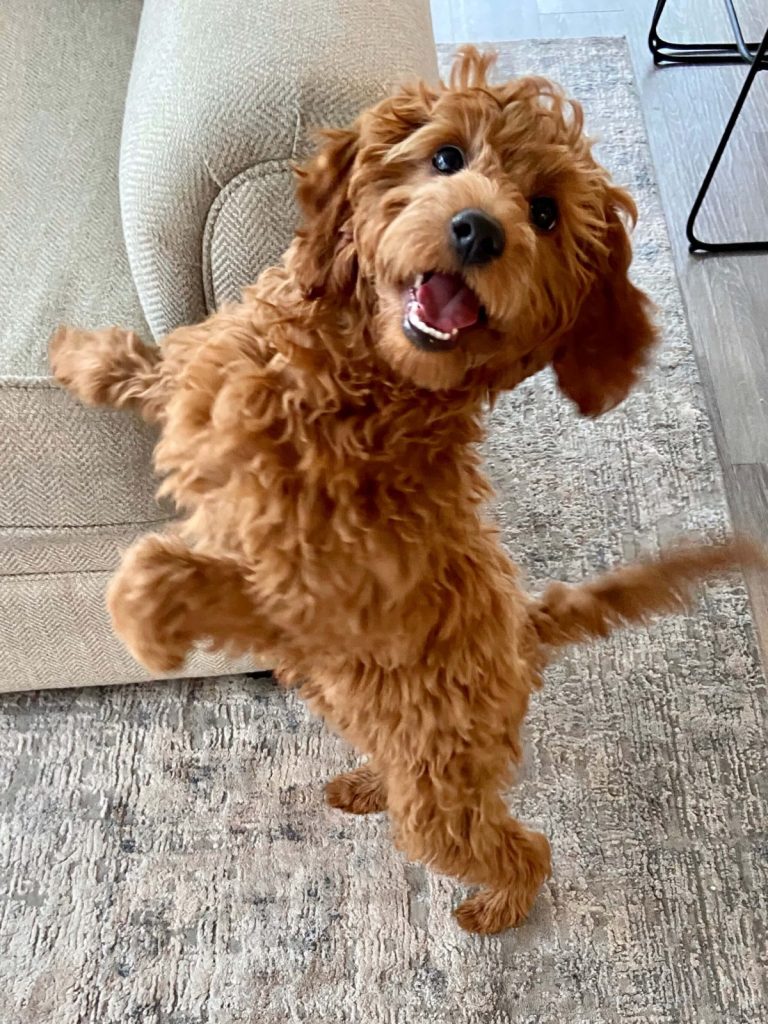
[529,537,764,649]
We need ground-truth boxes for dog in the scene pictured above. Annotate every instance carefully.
[50,48,759,934]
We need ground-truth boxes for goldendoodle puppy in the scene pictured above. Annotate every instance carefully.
[50,48,756,934]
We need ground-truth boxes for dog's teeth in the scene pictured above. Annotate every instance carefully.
[407,307,452,342]
[415,274,424,288]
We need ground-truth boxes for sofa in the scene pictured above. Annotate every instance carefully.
[0,0,438,692]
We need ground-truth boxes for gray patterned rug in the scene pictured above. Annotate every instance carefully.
[2,39,767,1024]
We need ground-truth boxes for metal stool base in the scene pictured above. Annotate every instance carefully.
[648,0,768,253]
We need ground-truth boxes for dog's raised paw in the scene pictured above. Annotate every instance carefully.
[49,325,79,384]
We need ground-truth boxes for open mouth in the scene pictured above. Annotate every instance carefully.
[402,271,484,351]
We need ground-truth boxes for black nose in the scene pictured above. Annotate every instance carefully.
[451,209,506,266]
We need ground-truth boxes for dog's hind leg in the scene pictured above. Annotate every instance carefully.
[108,533,280,675]
[50,325,168,424]
[387,760,551,935]
[325,763,387,815]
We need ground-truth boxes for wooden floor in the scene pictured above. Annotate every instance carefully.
[431,0,768,661]
[430,0,626,42]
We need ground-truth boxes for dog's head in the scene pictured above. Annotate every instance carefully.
[292,47,656,411]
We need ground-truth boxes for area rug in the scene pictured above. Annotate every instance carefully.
[1,39,766,1024]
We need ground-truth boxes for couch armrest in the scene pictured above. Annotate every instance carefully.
[120,0,438,339]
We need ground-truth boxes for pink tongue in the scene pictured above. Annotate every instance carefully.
[416,272,480,334]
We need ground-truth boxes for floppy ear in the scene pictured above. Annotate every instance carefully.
[553,196,657,417]
[293,128,359,300]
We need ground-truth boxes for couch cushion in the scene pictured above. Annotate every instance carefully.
[121,0,441,337]
[0,0,152,378]
[0,0,166,560]
[0,381,170,573]
[0,569,259,691]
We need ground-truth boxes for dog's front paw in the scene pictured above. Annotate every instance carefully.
[107,535,198,676]
[49,325,81,387]
[49,325,133,405]
[325,765,387,815]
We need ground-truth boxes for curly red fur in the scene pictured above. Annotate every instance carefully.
[49,49,760,934]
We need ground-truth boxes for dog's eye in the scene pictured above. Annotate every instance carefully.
[530,197,558,232]
[432,146,465,175]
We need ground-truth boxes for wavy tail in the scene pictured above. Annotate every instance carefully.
[530,538,764,648]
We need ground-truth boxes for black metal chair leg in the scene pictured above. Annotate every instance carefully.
[649,0,762,66]
[686,27,768,254]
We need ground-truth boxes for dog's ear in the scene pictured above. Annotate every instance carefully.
[553,192,657,417]
[293,127,359,300]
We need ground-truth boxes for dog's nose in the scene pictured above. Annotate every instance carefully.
[451,209,506,266]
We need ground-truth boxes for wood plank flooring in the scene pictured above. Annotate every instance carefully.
[430,0,625,42]
[624,3,768,659]
[431,0,768,661]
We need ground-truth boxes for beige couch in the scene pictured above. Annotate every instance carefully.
[0,0,438,691]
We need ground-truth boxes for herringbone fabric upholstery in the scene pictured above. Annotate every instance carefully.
[122,0,439,334]
[0,0,438,691]
[203,161,299,310]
